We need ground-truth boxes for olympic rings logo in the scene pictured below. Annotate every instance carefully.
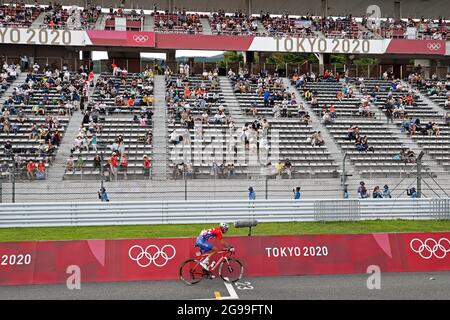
[128,244,176,267]
[410,238,450,259]
[426,43,441,51]
[132,35,149,43]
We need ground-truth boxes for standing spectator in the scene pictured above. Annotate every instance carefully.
[91,134,98,152]
[120,154,128,180]
[4,140,13,157]
[109,152,119,181]
[357,181,368,199]
[98,187,110,202]
[143,155,151,178]
[248,187,256,200]
[383,185,392,198]
[1,161,10,181]
[343,187,349,199]
[293,187,301,199]
[26,160,35,181]
[93,154,101,172]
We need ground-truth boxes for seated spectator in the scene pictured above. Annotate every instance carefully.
[65,155,75,174]
[407,187,418,198]
[358,181,368,199]
[309,131,324,147]
[372,186,383,198]
[383,185,392,198]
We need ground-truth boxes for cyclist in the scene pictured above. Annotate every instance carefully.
[195,222,232,271]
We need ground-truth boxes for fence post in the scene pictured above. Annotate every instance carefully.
[265,177,268,200]
[285,63,288,77]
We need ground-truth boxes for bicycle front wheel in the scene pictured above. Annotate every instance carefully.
[219,258,244,283]
[179,259,204,285]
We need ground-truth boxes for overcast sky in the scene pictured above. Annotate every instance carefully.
[91,50,224,60]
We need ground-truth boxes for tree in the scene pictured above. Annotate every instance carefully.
[217,51,244,68]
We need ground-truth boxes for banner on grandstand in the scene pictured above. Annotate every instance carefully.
[154,34,447,56]
[85,30,155,47]
[0,27,86,46]
[1,232,449,285]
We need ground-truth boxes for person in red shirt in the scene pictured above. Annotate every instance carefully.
[184,87,191,99]
[37,160,46,179]
[26,160,36,180]
[143,155,151,178]
[109,152,119,181]
[120,154,128,180]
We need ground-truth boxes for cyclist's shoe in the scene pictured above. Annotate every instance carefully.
[199,260,209,271]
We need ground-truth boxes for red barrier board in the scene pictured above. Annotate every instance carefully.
[86,30,155,47]
[0,232,449,285]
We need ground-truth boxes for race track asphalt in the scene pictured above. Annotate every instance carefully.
[1,271,450,300]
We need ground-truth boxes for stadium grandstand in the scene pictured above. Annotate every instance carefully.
[0,0,448,203]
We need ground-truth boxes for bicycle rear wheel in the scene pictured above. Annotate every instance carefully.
[219,258,244,283]
[179,259,204,285]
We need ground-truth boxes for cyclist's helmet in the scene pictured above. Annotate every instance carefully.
[219,222,229,233]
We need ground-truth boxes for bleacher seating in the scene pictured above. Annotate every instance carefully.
[154,13,202,34]
[302,80,419,177]
[0,4,41,28]
[64,69,154,180]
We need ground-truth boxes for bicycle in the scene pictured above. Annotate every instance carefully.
[179,247,244,285]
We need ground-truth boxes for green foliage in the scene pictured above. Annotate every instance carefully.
[266,53,317,66]
[217,51,244,68]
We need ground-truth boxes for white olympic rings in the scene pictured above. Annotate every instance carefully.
[426,43,441,51]
[133,35,149,43]
[410,237,450,259]
[128,244,176,267]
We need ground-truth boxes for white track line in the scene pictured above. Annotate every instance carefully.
[194,281,239,300]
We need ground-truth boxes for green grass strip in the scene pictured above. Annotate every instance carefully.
[0,220,450,242]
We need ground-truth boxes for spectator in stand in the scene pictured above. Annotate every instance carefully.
[293,187,301,199]
[120,154,128,180]
[98,187,109,202]
[248,187,256,200]
[358,181,368,199]
[109,152,119,181]
[65,155,75,174]
[383,185,392,198]
[407,187,418,198]
[26,160,35,181]
[74,154,83,172]
[93,154,101,172]
[143,155,151,178]
[36,160,46,180]
[372,186,383,198]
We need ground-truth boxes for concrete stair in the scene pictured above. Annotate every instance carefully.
[255,20,267,35]
[200,18,212,35]
[143,14,154,31]
[30,11,46,28]
[45,75,99,182]
[94,13,107,30]
[219,76,246,126]
[151,75,167,180]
